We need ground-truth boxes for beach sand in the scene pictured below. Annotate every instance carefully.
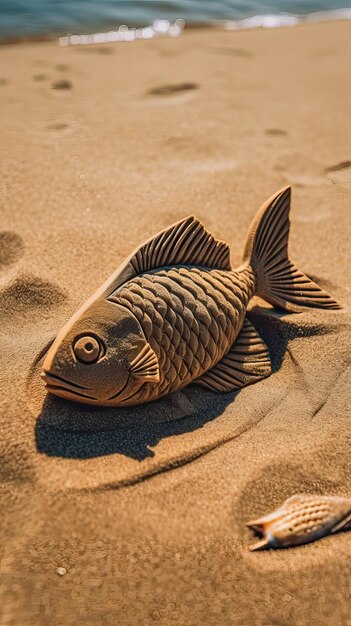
[1,20,351,625]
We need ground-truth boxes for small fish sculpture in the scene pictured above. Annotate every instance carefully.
[247,494,351,550]
[42,186,340,406]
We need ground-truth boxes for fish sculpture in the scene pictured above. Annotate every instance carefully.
[42,186,340,406]
[247,494,351,550]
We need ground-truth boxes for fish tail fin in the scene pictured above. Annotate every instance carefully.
[241,186,341,312]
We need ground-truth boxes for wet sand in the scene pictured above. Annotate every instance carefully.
[0,20,351,625]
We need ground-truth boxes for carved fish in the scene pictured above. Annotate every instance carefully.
[247,494,351,550]
[42,186,340,406]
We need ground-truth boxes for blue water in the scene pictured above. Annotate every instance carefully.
[0,0,351,40]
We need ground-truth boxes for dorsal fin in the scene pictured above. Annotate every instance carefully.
[130,216,231,274]
[102,216,231,297]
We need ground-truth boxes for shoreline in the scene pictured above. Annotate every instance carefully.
[1,7,351,46]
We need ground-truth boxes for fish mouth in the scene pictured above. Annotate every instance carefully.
[42,372,142,406]
[41,371,98,401]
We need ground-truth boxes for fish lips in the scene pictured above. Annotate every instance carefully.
[41,370,99,403]
[41,369,142,406]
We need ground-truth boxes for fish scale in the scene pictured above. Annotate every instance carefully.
[115,265,254,400]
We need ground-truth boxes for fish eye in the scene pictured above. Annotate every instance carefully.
[73,335,103,364]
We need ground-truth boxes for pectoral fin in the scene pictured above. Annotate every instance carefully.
[130,343,160,383]
[195,318,272,393]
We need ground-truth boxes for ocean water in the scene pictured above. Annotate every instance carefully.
[0,0,351,41]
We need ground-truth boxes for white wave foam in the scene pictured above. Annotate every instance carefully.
[224,8,351,31]
[58,8,351,47]
[59,18,185,46]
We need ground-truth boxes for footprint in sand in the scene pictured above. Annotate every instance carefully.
[0,231,25,270]
[324,161,351,189]
[51,79,72,90]
[280,157,351,189]
[148,82,198,96]
[0,273,66,321]
[324,162,351,190]
[33,74,48,82]
[74,46,113,55]
[265,128,287,137]
[97,47,114,55]
[325,160,351,173]
[47,122,70,132]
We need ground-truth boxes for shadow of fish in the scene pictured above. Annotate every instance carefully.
[247,494,351,550]
[41,186,340,406]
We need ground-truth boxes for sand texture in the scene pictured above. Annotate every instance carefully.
[1,20,351,626]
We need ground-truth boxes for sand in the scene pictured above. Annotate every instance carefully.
[0,20,351,626]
